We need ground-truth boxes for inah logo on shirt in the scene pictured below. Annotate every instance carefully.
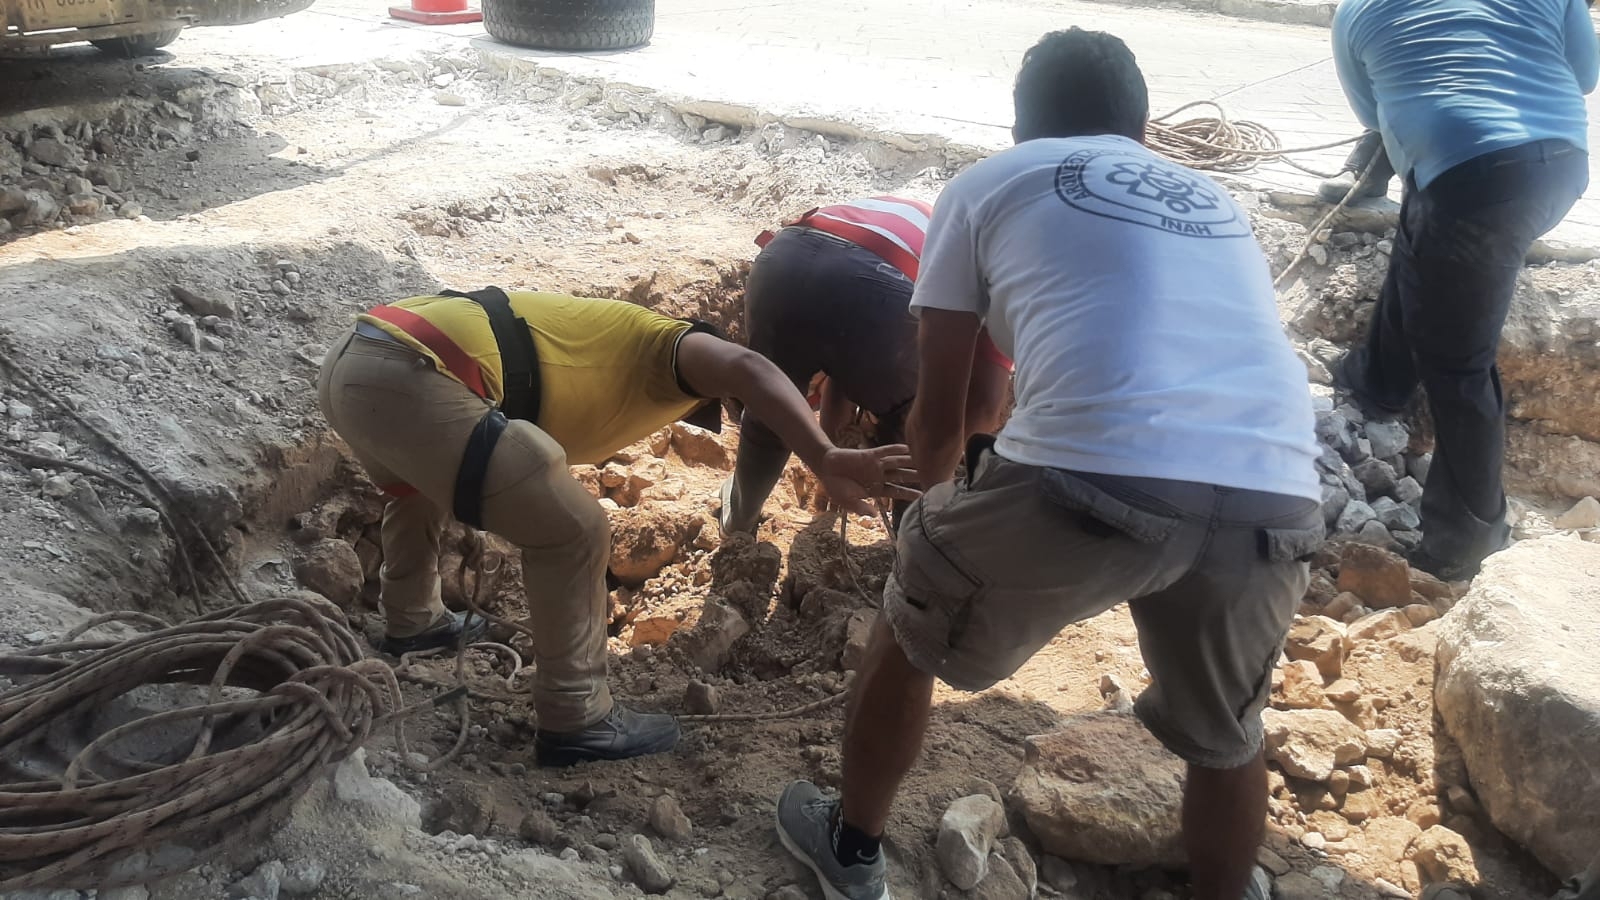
[1054,147,1250,238]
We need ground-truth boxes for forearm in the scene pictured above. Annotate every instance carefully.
[731,357,834,470]
[907,403,965,491]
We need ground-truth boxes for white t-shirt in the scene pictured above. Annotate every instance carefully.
[912,135,1320,501]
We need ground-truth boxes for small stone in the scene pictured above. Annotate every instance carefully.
[28,137,82,169]
[120,201,143,219]
[125,507,162,533]
[1555,496,1600,530]
[1347,765,1374,789]
[1353,458,1398,497]
[1444,784,1479,816]
[170,316,199,349]
[231,859,285,900]
[1365,421,1409,460]
[621,834,674,893]
[1273,872,1325,900]
[1308,243,1328,266]
[518,809,560,846]
[1319,483,1350,529]
[1410,825,1479,884]
[1336,500,1377,534]
[559,847,580,862]
[1364,728,1402,759]
[936,794,1007,889]
[841,607,877,670]
[68,193,103,216]
[683,680,719,715]
[1256,846,1291,876]
[280,859,326,895]
[272,280,291,295]
[1321,592,1360,622]
[1262,709,1367,782]
[1301,831,1327,851]
[1403,603,1439,627]
[6,400,33,419]
[1408,452,1432,484]
[1279,659,1328,710]
[767,887,808,900]
[42,475,75,499]
[201,335,226,353]
[1337,543,1412,609]
[648,794,693,843]
[294,343,328,366]
[1372,496,1421,531]
[1394,476,1423,506]
[434,91,468,106]
[1323,679,1362,704]
[101,887,151,900]
[1284,616,1347,679]
[172,285,236,319]
[1348,608,1412,642]
[1355,518,1398,549]
[285,270,302,285]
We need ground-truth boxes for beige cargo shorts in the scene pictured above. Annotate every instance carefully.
[884,440,1323,769]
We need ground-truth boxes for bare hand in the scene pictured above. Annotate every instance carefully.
[815,444,920,517]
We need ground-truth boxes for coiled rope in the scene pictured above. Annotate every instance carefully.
[0,596,462,892]
[1146,101,1363,175]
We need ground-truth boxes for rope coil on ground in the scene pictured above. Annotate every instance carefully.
[0,597,455,891]
[1147,101,1362,175]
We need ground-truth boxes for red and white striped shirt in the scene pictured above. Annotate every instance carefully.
[757,195,1013,373]
[757,195,934,280]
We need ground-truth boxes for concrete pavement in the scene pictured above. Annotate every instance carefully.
[178,0,1600,246]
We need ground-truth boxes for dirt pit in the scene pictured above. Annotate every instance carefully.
[0,44,1582,900]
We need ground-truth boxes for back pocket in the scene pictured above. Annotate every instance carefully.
[1038,469,1181,544]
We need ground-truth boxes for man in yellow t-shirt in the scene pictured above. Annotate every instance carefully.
[316,288,913,767]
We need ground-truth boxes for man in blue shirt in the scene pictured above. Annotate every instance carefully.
[1331,0,1596,580]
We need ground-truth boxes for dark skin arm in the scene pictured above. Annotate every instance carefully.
[907,307,983,490]
[816,376,858,444]
[676,333,919,514]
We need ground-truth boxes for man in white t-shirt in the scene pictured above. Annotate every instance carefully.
[773,28,1323,900]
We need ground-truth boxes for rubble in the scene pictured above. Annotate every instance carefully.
[1262,709,1366,781]
[620,834,673,893]
[936,794,1007,889]
[647,794,692,843]
[292,539,365,608]
[1009,712,1185,866]
[1555,495,1600,530]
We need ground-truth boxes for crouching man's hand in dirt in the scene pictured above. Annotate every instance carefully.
[815,444,920,517]
[675,333,921,515]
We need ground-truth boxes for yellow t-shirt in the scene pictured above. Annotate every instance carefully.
[358,292,705,465]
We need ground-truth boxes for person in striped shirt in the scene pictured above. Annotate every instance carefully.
[717,196,1013,535]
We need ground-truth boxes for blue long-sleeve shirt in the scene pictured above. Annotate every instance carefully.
[1333,0,1599,189]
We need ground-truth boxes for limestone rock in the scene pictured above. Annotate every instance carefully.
[280,859,326,896]
[1278,659,1328,710]
[937,794,1007,889]
[1262,709,1366,782]
[1409,825,1479,884]
[1348,608,1412,642]
[1435,536,1600,875]
[231,860,284,900]
[1009,712,1185,866]
[1273,872,1330,900]
[609,502,698,584]
[1284,616,1346,679]
[1555,496,1600,530]
[1337,543,1412,609]
[677,602,749,673]
[292,539,365,609]
[842,607,877,671]
[683,680,719,715]
[649,794,693,843]
[669,422,728,467]
[622,834,674,893]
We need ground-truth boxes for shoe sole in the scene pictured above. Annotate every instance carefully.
[377,618,489,656]
[773,811,891,900]
[534,733,680,768]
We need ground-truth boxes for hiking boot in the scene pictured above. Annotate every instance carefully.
[1318,130,1396,203]
[377,610,488,656]
[775,781,889,900]
[534,704,680,767]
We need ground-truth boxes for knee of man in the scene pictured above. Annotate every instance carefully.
[573,497,613,561]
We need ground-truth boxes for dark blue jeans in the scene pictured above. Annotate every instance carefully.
[1350,139,1588,570]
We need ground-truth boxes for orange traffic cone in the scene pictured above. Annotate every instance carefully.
[389,0,481,25]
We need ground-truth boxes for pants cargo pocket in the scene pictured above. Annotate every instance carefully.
[1259,523,1326,563]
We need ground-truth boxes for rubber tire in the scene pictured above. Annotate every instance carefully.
[482,0,654,51]
[91,26,183,57]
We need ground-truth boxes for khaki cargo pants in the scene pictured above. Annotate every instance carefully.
[886,441,1323,769]
[316,327,612,732]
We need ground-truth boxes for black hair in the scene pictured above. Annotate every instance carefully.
[1012,28,1150,143]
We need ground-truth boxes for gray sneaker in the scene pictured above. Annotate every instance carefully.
[1245,866,1272,900]
[774,781,889,900]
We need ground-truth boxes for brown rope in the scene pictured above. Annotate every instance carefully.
[0,596,457,891]
[1147,101,1363,176]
